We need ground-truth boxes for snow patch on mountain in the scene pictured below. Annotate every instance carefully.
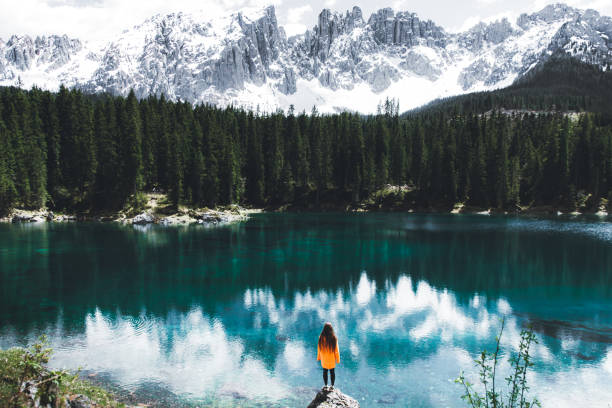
[1,3,611,113]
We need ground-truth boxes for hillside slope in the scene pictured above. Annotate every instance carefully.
[407,54,612,116]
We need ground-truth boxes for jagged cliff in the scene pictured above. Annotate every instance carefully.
[1,3,611,113]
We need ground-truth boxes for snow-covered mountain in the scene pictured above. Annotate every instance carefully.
[1,3,611,113]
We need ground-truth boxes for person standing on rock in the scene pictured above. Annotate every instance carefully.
[317,322,340,390]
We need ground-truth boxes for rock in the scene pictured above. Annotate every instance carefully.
[368,8,445,47]
[69,395,93,408]
[307,387,360,408]
[10,211,47,223]
[458,58,492,90]
[12,214,32,223]
[132,212,155,224]
[46,211,54,221]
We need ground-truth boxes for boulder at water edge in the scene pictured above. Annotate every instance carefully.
[307,387,360,408]
[132,212,155,224]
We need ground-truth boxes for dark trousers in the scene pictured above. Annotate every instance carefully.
[323,368,335,386]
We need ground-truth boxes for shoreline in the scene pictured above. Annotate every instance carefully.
[2,204,608,225]
[267,202,610,218]
[0,206,262,225]
[2,190,610,224]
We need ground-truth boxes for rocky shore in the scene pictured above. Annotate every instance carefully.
[2,186,609,224]
[1,206,260,226]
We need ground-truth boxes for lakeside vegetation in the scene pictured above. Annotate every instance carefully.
[1,56,611,216]
[456,320,540,408]
[0,337,122,408]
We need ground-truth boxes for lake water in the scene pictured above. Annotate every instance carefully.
[1,213,612,407]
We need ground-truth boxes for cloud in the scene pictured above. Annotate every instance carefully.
[46,0,104,6]
[392,0,408,11]
[453,15,483,32]
[530,0,612,12]
[283,4,312,36]
[451,10,519,33]
[286,4,312,22]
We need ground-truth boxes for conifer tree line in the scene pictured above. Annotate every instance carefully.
[1,85,611,215]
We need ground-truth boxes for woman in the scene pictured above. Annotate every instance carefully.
[317,322,340,390]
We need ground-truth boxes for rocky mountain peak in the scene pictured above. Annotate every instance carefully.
[458,18,516,51]
[367,8,446,47]
[1,34,82,75]
[1,3,611,113]
[309,7,365,62]
[517,3,580,28]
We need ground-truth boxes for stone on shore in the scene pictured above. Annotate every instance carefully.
[307,387,360,408]
[7,209,80,223]
[11,210,47,223]
[132,212,155,225]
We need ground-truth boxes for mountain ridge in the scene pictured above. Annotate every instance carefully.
[1,3,611,113]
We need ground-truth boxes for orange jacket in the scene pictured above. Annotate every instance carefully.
[317,340,340,369]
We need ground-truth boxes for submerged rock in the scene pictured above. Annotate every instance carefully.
[307,387,360,408]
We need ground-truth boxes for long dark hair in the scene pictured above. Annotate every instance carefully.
[318,322,337,352]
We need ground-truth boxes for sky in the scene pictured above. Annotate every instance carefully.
[1,0,612,42]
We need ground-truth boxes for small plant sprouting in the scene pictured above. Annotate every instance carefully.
[455,318,540,408]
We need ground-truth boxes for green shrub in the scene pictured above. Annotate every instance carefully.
[0,336,123,407]
[456,319,540,408]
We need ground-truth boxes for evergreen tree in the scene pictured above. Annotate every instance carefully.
[120,90,143,201]
[374,118,390,188]
[39,91,61,206]
[0,86,611,214]
[348,115,364,202]
[263,114,283,203]
[0,120,17,214]
[93,99,120,209]
[246,113,265,205]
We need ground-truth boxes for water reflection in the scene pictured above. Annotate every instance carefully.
[1,272,611,406]
[1,214,612,407]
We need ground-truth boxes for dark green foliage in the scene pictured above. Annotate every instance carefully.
[0,121,17,215]
[245,113,265,205]
[0,85,610,213]
[119,90,142,198]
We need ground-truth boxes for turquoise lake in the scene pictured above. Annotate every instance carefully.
[1,213,612,407]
